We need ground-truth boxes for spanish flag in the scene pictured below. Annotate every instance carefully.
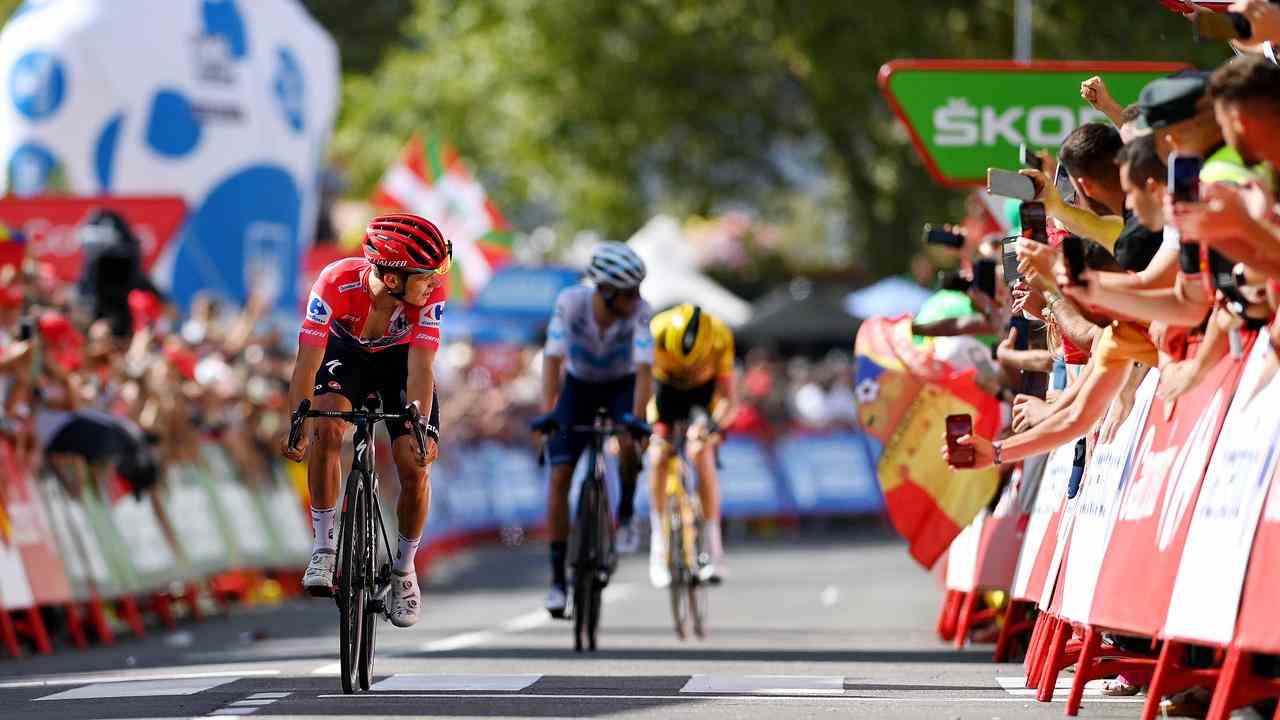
[0,498,11,545]
[855,316,1001,568]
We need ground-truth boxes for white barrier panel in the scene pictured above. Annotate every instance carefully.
[111,494,179,588]
[1164,339,1280,644]
[39,480,115,599]
[1060,370,1159,622]
[944,510,984,593]
[164,466,232,574]
[0,530,34,610]
[1011,442,1075,600]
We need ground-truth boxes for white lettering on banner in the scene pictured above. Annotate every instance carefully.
[1156,390,1225,552]
[934,98,979,146]
[982,106,1024,146]
[1026,106,1075,146]
[932,103,1118,149]
[1119,428,1169,520]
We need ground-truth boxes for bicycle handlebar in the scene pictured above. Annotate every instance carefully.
[289,399,429,458]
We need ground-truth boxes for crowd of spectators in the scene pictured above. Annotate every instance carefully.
[926,5,1280,715]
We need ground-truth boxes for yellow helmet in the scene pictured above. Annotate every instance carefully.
[658,304,713,367]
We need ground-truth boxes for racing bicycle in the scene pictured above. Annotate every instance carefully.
[288,397,428,694]
[654,414,714,640]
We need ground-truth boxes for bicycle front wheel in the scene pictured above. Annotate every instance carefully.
[357,482,378,691]
[338,472,366,694]
[667,498,690,640]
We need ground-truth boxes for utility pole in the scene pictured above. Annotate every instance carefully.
[1015,0,1033,62]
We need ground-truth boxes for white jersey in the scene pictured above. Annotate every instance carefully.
[544,285,653,383]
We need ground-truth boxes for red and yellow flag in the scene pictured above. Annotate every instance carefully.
[855,315,1001,568]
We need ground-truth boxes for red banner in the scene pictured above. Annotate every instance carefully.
[0,196,187,283]
[1233,454,1280,653]
[1088,347,1249,636]
[1011,445,1074,602]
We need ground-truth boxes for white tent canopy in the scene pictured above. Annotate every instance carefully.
[626,215,752,327]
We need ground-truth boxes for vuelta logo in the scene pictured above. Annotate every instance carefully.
[1156,390,1224,551]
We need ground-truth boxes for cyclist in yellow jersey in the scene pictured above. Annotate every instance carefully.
[646,304,738,587]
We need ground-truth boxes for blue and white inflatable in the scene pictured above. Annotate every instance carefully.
[0,0,339,312]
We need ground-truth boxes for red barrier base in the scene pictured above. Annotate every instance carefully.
[995,600,1036,663]
[1140,640,1221,720]
[85,594,115,646]
[937,590,962,642]
[62,602,88,649]
[1037,616,1088,702]
[150,593,176,630]
[1205,648,1280,720]
[12,608,52,655]
[117,597,145,638]
[1025,611,1052,687]
[1064,626,1159,716]
[0,609,19,658]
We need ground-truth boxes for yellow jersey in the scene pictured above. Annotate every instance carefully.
[650,309,735,390]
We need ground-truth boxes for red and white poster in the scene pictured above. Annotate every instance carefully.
[1235,446,1280,653]
[0,196,186,283]
[972,477,1025,591]
[1089,348,1248,636]
[1060,370,1159,622]
[1164,340,1280,644]
[1011,442,1075,601]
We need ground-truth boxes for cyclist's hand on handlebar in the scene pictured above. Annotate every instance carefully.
[619,412,652,440]
[530,413,559,435]
[278,426,308,463]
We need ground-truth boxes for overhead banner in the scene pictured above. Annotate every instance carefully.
[878,60,1187,187]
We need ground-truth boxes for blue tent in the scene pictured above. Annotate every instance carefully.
[444,265,582,345]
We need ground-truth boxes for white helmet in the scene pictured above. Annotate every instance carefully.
[586,242,646,290]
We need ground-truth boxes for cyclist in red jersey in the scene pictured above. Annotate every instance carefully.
[278,213,450,629]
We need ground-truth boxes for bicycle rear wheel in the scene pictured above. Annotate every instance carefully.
[357,484,379,691]
[667,497,690,640]
[337,472,366,694]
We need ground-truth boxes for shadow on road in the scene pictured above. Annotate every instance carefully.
[401,645,995,664]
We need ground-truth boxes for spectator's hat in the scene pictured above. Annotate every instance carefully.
[1133,71,1210,134]
[38,311,85,371]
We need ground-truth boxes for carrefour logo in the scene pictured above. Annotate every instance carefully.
[9,51,66,121]
[419,301,445,328]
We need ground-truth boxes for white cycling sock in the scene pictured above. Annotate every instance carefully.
[394,533,421,575]
[705,519,724,561]
[650,510,665,551]
[310,506,337,552]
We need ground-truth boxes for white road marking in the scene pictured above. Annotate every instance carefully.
[995,675,1117,697]
[246,692,291,699]
[820,585,840,607]
[309,662,341,675]
[682,675,845,695]
[0,669,277,689]
[371,674,542,692]
[317,692,1150,703]
[229,699,277,706]
[419,582,635,652]
[208,710,258,717]
[36,676,241,701]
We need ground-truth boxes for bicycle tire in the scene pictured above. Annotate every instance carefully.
[357,481,377,691]
[587,577,602,652]
[667,496,689,640]
[337,471,365,694]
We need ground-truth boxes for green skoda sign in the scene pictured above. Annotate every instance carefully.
[878,60,1189,187]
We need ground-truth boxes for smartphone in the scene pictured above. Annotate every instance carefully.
[1169,154,1203,203]
[988,168,1038,201]
[974,259,997,298]
[1020,144,1044,172]
[922,223,966,249]
[1053,162,1077,206]
[1002,237,1022,285]
[1062,235,1086,286]
[945,414,975,469]
[1010,316,1031,351]
[1208,250,1236,292]
[1020,201,1049,244]
[1194,9,1253,40]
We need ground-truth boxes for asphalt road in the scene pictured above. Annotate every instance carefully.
[0,529,1146,719]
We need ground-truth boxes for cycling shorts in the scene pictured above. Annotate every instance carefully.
[648,379,716,438]
[312,341,441,443]
[546,373,635,467]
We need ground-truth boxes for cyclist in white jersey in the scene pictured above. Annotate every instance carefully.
[531,243,654,618]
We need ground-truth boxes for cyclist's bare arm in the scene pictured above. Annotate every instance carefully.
[633,363,653,418]
[281,343,326,459]
[711,371,738,431]
[541,353,564,413]
[407,344,439,464]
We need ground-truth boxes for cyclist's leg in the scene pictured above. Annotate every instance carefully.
[545,375,591,600]
[687,382,725,575]
[609,374,640,525]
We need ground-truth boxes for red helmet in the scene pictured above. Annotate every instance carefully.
[363,213,452,274]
